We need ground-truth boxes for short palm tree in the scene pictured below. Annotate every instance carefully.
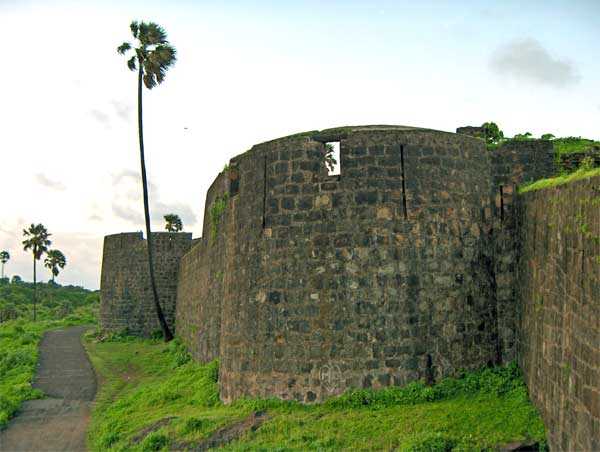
[164,214,183,232]
[22,224,52,321]
[44,249,67,283]
[118,21,177,341]
[0,251,9,279]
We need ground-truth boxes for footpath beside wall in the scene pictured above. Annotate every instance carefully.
[518,175,600,451]
[100,232,192,336]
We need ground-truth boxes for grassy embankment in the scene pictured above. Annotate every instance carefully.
[0,281,98,427]
[85,335,547,451]
[519,167,600,193]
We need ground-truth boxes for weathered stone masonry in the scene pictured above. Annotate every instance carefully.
[518,176,600,451]
[100,125,599,449]
[100,231,192,335]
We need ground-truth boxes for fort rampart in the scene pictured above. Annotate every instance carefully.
[518,175,600,451]
[99,125,599,449]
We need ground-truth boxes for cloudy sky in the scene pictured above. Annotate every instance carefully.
[1,0,599,289]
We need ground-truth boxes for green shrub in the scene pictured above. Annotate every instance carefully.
[141,432,169,451]
[403,433,457,452]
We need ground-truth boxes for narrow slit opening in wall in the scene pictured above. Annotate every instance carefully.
[325,142,341,176]
[499,185,504,222]
[400,145,408,219]
[262,155,267,229]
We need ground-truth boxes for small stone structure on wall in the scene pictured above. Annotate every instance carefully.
[99,124,599,448]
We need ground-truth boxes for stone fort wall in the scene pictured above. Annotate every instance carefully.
[174,126,554,403]
[99,124,599,446]
[518,175,600,451]
[99,231,192,336]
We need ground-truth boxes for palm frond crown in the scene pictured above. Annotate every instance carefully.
[22,223,52,259]
[117,20,176,89]
[44,249,67,277]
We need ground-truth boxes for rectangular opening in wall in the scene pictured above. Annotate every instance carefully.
[325,142,341,176]
[228,167,240,197]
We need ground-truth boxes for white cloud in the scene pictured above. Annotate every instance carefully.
[35,173,66,191]
[89,109,111,127]
[490,37,580,88]
[111,100,133,122]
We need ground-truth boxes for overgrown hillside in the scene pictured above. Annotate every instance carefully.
[85,335,547,451]
[0,281,97,427]
[0,279,98,323]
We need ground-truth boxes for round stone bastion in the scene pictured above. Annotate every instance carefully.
[177,125,499,403]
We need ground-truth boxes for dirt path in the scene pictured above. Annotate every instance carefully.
[0,325,96,452]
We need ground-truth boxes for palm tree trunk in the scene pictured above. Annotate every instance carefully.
[137,65,173,342]
[1,262,4,279]
[33,257,37,321]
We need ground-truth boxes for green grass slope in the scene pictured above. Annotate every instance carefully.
[519,167,600,193]
[85,335,547,451]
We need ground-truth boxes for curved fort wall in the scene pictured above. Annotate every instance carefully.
[101,125,600,444]
[176,126,504,403]
[100,124,561,404]
[100,231,192,336]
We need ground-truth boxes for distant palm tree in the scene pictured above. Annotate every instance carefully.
[164,214,183,232]
[22,224,52,321]
[118,21,177,342]
[0,251,9,279]
[44,249,67,283]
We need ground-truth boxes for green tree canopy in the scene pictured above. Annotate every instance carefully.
[513,132,533,141]
[164,214,183,232]
[481,122,504,144]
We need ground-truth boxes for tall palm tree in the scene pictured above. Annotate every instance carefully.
[164,214,183,232]
[0,251,9,280]
[22,224,51,321]
[118,21,177,341]
[44,249,67,283]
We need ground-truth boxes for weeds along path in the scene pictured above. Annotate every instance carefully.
[0,325,96,452]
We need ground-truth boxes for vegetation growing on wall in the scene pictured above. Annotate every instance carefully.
[209,193,229,241]
[84,336,547,451]
[482,121,600,158]
[519,166,600,193]
[482,122,504,145]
